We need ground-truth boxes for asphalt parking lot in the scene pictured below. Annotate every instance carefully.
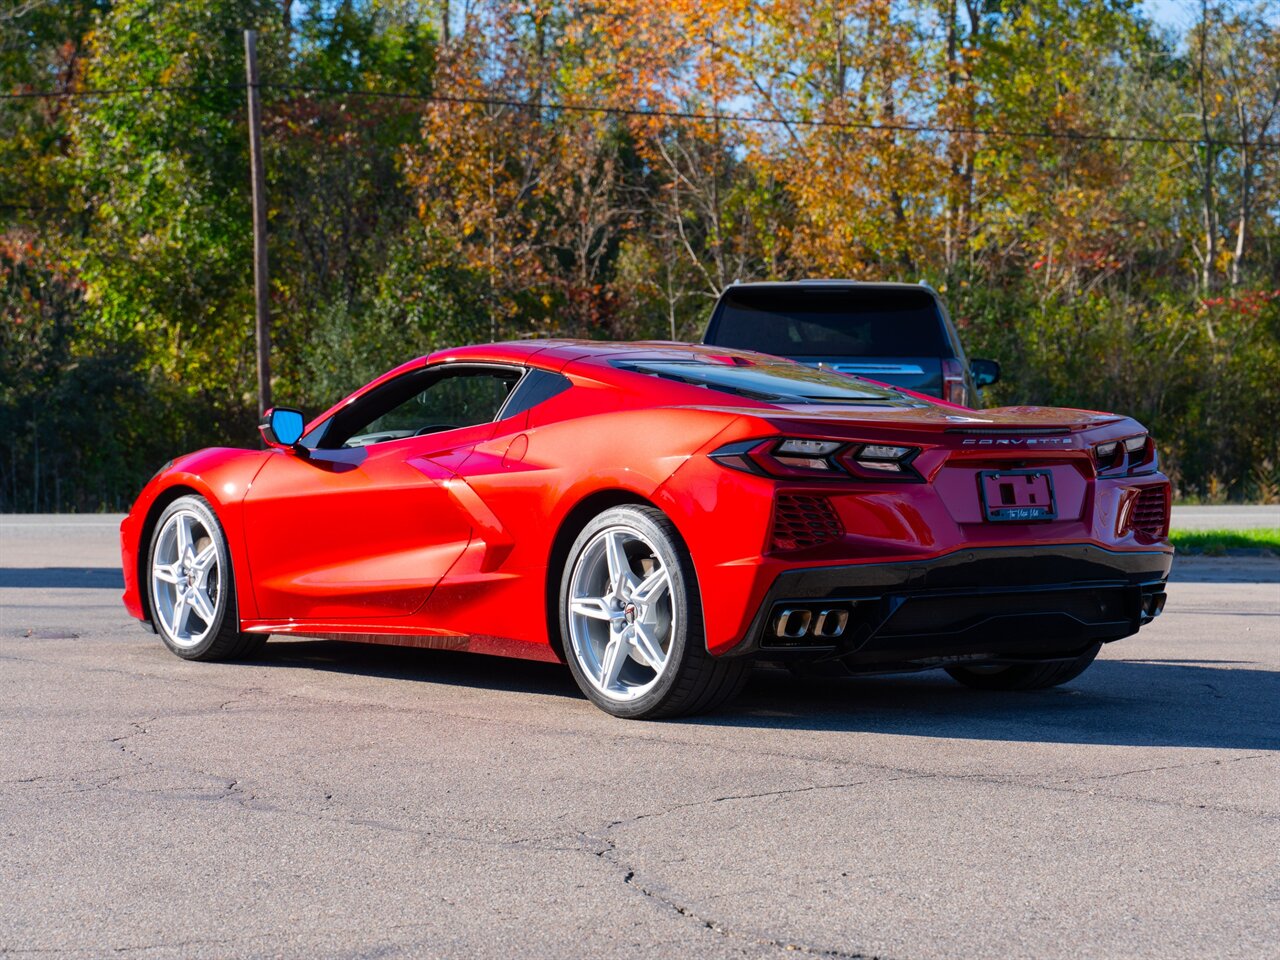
[2,515,1277,959]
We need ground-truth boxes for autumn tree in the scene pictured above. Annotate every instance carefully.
[3,0,1278,505]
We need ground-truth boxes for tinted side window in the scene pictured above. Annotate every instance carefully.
[710,287,949,357]
[502,368,572,417]
[348,370,519,446]
[311,365,522,449]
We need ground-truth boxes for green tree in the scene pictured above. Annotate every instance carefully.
[71,0,284,425]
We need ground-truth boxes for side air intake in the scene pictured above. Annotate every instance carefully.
[1127,484,1171,538]
[771,495,843,551]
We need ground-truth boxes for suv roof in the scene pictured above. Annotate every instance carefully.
[725,279,940,293]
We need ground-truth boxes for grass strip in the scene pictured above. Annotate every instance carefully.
[1169,528,1280,556]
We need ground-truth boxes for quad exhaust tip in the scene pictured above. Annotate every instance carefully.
[773,605,850,641]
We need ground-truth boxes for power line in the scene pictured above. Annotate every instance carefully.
[4,81,1278,150]
[268,83,1280,150]
[1,84,245,99]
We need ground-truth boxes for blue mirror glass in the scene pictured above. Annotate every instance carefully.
[970,358,1001,388]
[271,408,305,446]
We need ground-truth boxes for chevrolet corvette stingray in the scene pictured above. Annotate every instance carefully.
[120,340,1173,718]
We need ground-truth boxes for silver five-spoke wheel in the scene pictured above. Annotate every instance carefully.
[151,509,221,648]
[559,504,750,718]
[567,525,676,702]
[147,495,264,662]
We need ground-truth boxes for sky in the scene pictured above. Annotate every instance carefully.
[1143,0,1280,36]
[1143,0,1199,32]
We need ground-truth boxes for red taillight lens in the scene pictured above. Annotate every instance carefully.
[1095,434,1156,475]
[768,438,844,473]
[710,438,923,481]
[942,358,967,406]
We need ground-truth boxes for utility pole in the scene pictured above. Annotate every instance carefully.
[244,29,272,417]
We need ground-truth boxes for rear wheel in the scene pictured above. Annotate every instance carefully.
[945,644,1101,691]
[559,505,749,719]
[147,495,265,661]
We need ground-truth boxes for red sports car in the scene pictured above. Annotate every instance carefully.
[120,340,1172,718]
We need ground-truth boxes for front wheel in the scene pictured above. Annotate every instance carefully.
[945,644,1101,691]
[559,505,749,719]
[147,495,265,661]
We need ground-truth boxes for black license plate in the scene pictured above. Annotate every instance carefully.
[980,470,1057,522]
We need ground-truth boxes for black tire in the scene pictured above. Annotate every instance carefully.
[945,643,1101,691]
[146,495,265,661]
[559,504,750,719]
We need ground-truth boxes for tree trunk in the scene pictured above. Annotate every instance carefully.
[944,0,958,268]
[1197,0,1217,294]
[1231,103,1250,288]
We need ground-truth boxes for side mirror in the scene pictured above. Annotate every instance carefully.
[970,358,1001,388]
[259,407,306,450]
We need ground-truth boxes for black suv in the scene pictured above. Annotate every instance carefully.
[701,280,1000,406]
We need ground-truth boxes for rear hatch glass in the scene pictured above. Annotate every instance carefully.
[610,357,927,407]
[707,286,950,357]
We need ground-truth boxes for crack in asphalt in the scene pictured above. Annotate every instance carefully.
[212,785,585,855]
[1053,752,1271,784]
[12,697,894,958]
[5,917,505,958]
[7,552,1278,960]
[8,648,1279,959]
[12,716,242,799]
[574,826,888,960]
[7,669,1276,823]
[109,937,236,954]
[549,780,940,959]
[107,717,156,768]
[603,773,935,831]
[621,868,886,960]
[969,764,1280,820]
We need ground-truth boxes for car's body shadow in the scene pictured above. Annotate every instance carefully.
[256,639,1280,751]
[711,660,1280,750]
[0,567,125,589]
[259,639,579,698]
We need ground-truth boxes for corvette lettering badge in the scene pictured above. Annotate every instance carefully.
[961,438,1073,446]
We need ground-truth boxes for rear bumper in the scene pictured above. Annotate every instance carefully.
[726,544,1172,665]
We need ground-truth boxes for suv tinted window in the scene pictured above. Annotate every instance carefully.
[709,286,949,357]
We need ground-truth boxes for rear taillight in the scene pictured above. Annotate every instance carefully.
[772,439,843,472]
[837,444,917,478]
[942,358,967,406]
[710,438,923,482]
[1095,434,1156,475]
